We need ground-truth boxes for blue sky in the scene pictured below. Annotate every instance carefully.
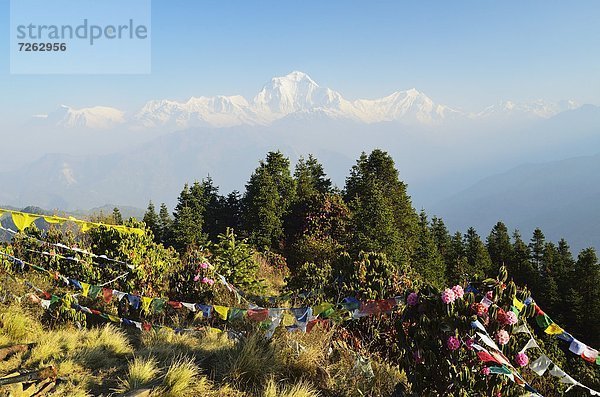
[1,0,599,124]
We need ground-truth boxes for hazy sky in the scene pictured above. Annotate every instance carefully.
[1,0,599,125]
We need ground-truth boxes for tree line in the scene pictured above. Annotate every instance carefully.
[139,149,600,346]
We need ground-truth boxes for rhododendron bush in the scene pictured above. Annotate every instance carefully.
[396,266,537,396]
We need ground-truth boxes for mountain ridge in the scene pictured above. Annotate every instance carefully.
[34,71,580,130]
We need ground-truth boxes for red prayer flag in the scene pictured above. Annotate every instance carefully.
[247,309,269,322]
[102,288,113,303]
[167,301,183,309]
[477,351,500,364]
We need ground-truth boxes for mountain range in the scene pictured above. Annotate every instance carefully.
[35,71,578,131]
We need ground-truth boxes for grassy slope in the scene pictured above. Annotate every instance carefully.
[0,278,406,397]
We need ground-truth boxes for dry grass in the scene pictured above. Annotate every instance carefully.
[222,333,278,388]
[263,377,320,397]
[117,356,160,392]
[157,356,200,397]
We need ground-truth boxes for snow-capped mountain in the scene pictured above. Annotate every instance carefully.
[35,72,581,130]
[39,105,126,129]
[352,89,462,124]
[475,99,579,120]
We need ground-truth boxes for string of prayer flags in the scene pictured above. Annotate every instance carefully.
[517,322,600,395]
[0,207,144,235]
[531,302,599,366]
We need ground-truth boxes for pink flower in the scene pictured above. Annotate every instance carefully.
[496,330,510,345]
[200,262,209,269]
[452,285,464,299]
[447,336,461,351]
[407,292,419,306]
[207,278,215,286]
[441,288,456,304]
[201,277,210,284]
[503,311,518,326]
[515,352,529,367]
[193,274,200,282]
[465,338,475,350]
[481,367,491,375]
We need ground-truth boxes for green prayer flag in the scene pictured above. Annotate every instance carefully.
[535,314,553,330]
[150,298,166,314]
[227,308,246,321]
[489,365,512,375]
[88,285,102,300]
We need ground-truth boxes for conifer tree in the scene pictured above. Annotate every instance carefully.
[143,201,161,243]
[243,151,295,250]
[344,150,418,265]
[220,191,242,233]
[430,216,452,264]
[538,242,561,320]
[486,221,513,273]
[464,227,492,278]
[158,203,172,244]
[529,228,546,272]
[510,231,538,289]
[569,248,600,345]
[112,207,123,225]
[294,154,333,198]
[446,231,468,285]
[200,176,223,242]
[285,155,346,269]
[412,211,446,287]
[171,182,207,251]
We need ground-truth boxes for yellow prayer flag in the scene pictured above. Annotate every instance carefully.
[79,222,95,233]
[213,305,229,320]
[81,282,90,297]
[313,302,333,316]
[141,297,153,314]
[544,323,564,335]
[11,212,39,231]
[107,315,121,323]
[513,297,525,312]
[43,216,66,225]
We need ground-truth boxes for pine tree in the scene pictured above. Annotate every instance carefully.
[143,201,161,243]
[243,151,295,250]
[446,231,468,285]
[464,227,492,279]
[412,211,446,288]
[529,228,546,272]
[294,154,332,199]
[200,176,223,242]
[158,203,172,244]
[430,217,452,264]
[511,231,537,289]
[486,221,513,273]
[170,182,207,251]
[569,248,600,345]
[220,191,242,233]
[112,207,123,225]
[344,150,418,265]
